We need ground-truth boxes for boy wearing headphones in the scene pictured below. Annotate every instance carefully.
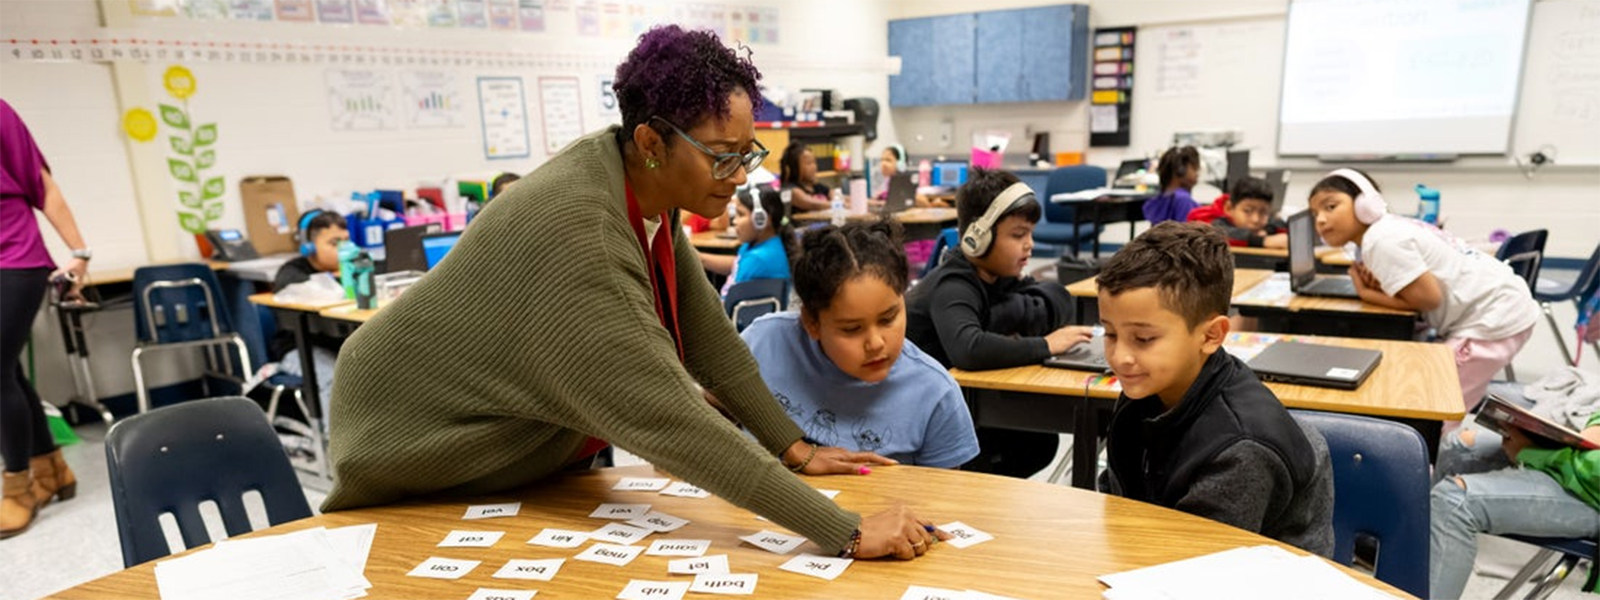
[273,209,350,293]
[1095,221,1334,556]
[905,168,1093,477]
[1310,168,1538,415]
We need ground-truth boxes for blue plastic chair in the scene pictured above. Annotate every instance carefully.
[1034,165,1107,254]
[1496,229,1548,292]
[1493,535,1597,599]
[1533,241,1600,366]
[130,263,252,413]
[919,227,961,278]
[1291,410,1431,599]
[105,397,312,567]
[724,278,788,332]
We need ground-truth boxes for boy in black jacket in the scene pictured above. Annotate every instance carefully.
[905,168,1094,477]
[1096,221,1334,556]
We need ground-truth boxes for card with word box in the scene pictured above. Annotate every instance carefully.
[492,558,564,581]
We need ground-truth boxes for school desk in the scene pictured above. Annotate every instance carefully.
[1048,190,1155,259]
[44,465,1407,600]
[689,230,741,254]
[1230,273,1418,341]
[1062,268,1276,326]
[249,292,355,424]
[951,332,1463,489]
[789,207,958,241]
[1229,245,1355,274]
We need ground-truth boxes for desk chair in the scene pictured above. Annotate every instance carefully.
[918,228,960,279]
[1496,229,1548,288]
[1533,242,1600,366]
[724,278,788,332]
[131,264,252,413]
[1036,166,1107,255]
[1291,410,1432,599]
[105,397,313,567]
[1501,251,1544,380]
[1493,535,1598,599]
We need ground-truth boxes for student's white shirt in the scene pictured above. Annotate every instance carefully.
[1360,215,1539,341]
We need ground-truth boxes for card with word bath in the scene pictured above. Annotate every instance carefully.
[690,573,758,595]
[613,477,672,491]
[462,502,522,520]
[575,542,646,566]
[590,503,652,520]
[438,530,505,548]
[406,557,481,580]
[616,579,690,600]
[778,553,852,581]
[492,558,564,581]
[527,528,590,549]
[738,530,806,554]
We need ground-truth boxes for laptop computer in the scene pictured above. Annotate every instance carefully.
[881,172,917,215]
[1043,333,1109,372]
[384,223,442,273]
[421,231,463,270]
[1247,341,1382,390]
[1224,149,1250,195]
[1287,210,1359,298]
[1111,159,1147,188]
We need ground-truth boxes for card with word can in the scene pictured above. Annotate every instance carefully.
[406,556,481,579]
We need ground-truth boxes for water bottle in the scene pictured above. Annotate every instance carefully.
[830,189,846,227]
[917,159,932,189]
[351,252,375,309]
[1415,184,1440,225]
[337,240,361,299]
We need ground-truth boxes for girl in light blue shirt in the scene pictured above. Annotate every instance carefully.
[702,187,794,292]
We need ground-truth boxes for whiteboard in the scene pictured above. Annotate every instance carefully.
[1129,0,1600,166]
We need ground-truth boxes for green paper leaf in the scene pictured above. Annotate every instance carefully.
[195,149,215,169]
[169,136,192,155]
[167,159,196,182]
[177,190,202,208]
[201,176,225,200]
[159,104,189,129]
[177,211,204,234]
[203,202,225,220]
[194,123,217,146]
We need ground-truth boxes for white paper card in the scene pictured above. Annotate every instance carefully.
[660,481,710,498]
[439,530,505,548]
[590,503,652,520]
[463,502,522,519]
[575,543,646,566]
[667,554,729,575]
[616,579,690,600]
[467,588,537,600]
[778,553,852,581]
[592,523,654,545]
[690,573,757,595]
[613,477,671,491]
[492,558,564,581]
[626,511,690,533]
[815,489,841,499]
[527,528,590,549]
[900,586,964,600]
[738,530,806,554]
[938,521,994,549]
[646,539,711,557]
[406,556,481,579]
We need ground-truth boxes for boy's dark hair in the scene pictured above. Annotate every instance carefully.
[1096,221,1232,329]
[794,220,908,314]
[778,142,810,187]
[304,211,348,240]
[491,173,520,198]
[1309,168,1381,200]
[1227,176,1273,206]
[955,167,1041,237]
[613,25,763,144]
[1157,145,1200,189]
[739,187,796,265]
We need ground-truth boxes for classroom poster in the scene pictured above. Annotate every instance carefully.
[1153,27,1200,98]
[478,77,531,159]
[315,0,354,23]
[354,0,390,24]
[545,0,570,12]
[600,2,627,38]
[538,76,584,155]
[486,0,517,30]
[228,0,275,21]
[403,70,464,128]
[627,2,668,36]
[130,0,182,17]
[387,0,426,26]
[426,0,458,27]
[575,0,599,36]
[517,0,545,31]
[326,69,399,130]
[185,0,230,19]
[457,0,489,28]
[273,0,315,21]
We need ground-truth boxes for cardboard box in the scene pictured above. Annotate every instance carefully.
[238,176,299,256]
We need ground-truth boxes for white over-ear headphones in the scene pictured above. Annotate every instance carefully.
[751,196,768,230]
[1326,168,1388,224]
[961,182,1036,257]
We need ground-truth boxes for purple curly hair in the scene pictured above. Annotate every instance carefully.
[613,25,763,144]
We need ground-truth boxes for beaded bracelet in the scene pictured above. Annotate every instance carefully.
[786,442,819,473]
[837,528,862,558]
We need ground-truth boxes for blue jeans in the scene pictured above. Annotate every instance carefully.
[1429,423,1600,599]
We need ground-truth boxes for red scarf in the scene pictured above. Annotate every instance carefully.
[624,182,685,362]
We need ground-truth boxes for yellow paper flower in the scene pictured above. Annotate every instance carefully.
[123,108,158,142]
[163,65,196,99]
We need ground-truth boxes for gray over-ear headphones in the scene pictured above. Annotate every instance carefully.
[961,182,1036,257]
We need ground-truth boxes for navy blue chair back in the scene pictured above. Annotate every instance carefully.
[724,278,788,332]
[1291,410,1431,598]
[1495,229,1548,262]
[1042,165,1108,224]
[920,228,961,278]
[1536,241,1600,304]
[105,397,312,567]
[132,263,235,344]
[1505,251,1544,292]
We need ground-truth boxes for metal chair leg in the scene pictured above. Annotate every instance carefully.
[1525,554,1583,600]
[1504,364,1517,382]
[130,347,149,414]
[1543,303,1576,366]
[1494,549,1559,600]
[1047,446,1073,485]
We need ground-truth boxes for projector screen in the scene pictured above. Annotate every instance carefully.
[1277,0,1532,157]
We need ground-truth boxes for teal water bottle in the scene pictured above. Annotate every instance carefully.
[1415,184,1440,225]
[351,252,375,309]
[337,240,361,299]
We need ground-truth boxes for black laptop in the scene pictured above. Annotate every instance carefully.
[1247,341,1382,390]
[384,223,442,273]
[1287,210,1359,298]
[1043,333,1109,371]
[881,172,917,215]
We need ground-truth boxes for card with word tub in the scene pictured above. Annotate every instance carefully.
[616,579,690,600]
[645,539,711,557]
[405,557,481,580]
[590,503,652,520]
[575,542,646,567]
[668,554,729,575]
[778,553,853,581]
[738,530,806,554]
[462,502,522,520]
[491,558,564,581]
[526,528,590,548]
[626,511,690,533]
[690,573,758,595]
[437,530,505,548]
[466,588,535,600]
[612,477,672,491]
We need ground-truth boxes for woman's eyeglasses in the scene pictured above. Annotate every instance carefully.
[652,117,768,180]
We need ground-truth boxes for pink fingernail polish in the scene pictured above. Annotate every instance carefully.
[858,466,871,475]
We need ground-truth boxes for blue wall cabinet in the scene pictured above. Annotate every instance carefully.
[888,13,977,106]
[892,4,1087,106]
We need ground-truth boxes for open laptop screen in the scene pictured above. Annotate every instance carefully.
[421,232,462,270]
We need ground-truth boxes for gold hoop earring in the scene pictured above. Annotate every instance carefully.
[645,158,660,169]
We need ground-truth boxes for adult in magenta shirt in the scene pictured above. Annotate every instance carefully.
[1,98,91,539]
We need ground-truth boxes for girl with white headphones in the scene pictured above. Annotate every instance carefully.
[698,186,796,294]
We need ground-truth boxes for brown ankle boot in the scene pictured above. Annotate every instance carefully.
[1,469,39,539]
[30,449,77,508]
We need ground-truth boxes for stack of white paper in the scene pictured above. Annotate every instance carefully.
[155,524,377,600]
[1098,545,1400,600]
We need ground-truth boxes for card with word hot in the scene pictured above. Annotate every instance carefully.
[659,481,710,498]
[613,477,671,491]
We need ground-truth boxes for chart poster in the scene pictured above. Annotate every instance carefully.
[538,76,584,155]
[478,76,531,159]
[326,69,399,130]
[404,70,464,128]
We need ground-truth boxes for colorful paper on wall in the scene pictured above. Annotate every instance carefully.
[315,0,354,23]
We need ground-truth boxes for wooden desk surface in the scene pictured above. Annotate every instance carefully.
[791,207,958,225]
[84,261,227,287]
[1229,275,1416,317]
[46,465,1405,600]
[952,332,1462,422]
[320,304,379,324]
[1065,268,1275,299]
[690,230,742,251]
[1319,247,1354,267]
[248,291,353,314]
